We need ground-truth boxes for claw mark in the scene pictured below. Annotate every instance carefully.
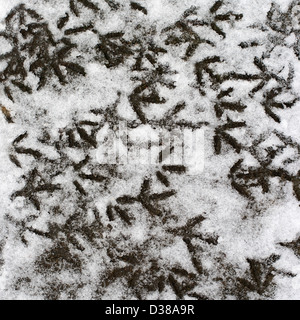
[1,106,13,123]
[130,2,147,15]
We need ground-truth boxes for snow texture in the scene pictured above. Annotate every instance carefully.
[0,0,300,300]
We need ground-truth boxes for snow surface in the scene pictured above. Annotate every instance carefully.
[0,0,299,300]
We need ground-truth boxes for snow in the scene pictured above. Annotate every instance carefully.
[0,0,299,300]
